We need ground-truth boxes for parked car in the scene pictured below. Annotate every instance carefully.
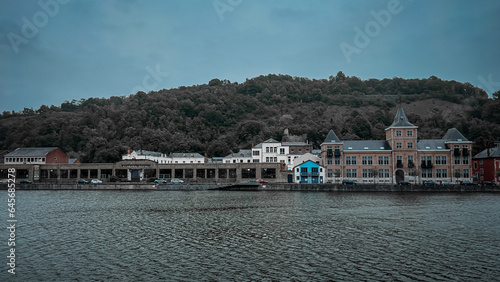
[482,181,496,186]
[398,181,411,186]
[462,181,479,186]
[77,179,89,184]
[91,179,102,184]
[342,179,356,185]
[154,179,168,184]
[20,179,32,184]
[256,179,268,183]
[422,180,435,186]
[440,181,452,185]
[171,178,184,183]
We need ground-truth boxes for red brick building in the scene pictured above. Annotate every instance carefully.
[4,147,69,164]
[472,146,500,184]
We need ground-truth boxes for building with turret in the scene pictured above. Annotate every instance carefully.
[321,107,473,184]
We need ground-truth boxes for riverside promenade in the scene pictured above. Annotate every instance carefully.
[1,183,499,192]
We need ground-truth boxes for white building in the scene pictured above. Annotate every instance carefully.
[223,150,253,163]
[122,150,206,164]
[251,139,313,170]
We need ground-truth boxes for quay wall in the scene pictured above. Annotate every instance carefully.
[224,183,500,192]
[1,183,499,192]
[0,183,157,190]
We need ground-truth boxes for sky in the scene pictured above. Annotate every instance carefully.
[1,0,499,112]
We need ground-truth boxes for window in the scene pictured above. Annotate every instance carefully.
[396,130,402,136]
[421,168,432,178]
[346,156,357,165]
[280,148,285,155]
[407,130,413,136]
[407,155,414,166]
[463,169,469,178]
[396,143,402,149]
[327,159,333,165]
[436,169,448,178]
[378,169,390,178]
[253,150,259,156]
[346,169,357,178]
[480,160,483,165]
[436,156,447,165]
[362,169,373,178]
[378,156,390,165]
[266,147,269,153]
[327,169,333,177]
[455,156,460,165]
[474,161,478,169]
[290,149,294,154]
[407,142,413,149]
[334,156,340,165]
[480,168,484,175]
[463,157,469,165]
[362,156,373,165]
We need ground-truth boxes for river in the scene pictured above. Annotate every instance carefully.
[1,190,499,281]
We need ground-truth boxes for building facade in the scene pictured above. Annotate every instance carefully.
[473,146,500,183]
[293,160,325,184]
[321,107,473,184]
[4,147,69,164]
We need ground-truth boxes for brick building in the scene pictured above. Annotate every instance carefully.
[472,146,500,184]
[321,107,473,184]
[4,147,69,164]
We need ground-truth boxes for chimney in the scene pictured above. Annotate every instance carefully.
[487,148,490,157]
[128,149,131,155]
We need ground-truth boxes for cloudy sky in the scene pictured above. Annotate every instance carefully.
[1,0,499,112]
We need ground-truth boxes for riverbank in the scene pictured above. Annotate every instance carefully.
[2,183,499,192]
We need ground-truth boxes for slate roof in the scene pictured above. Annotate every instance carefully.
[169,153,204,158]
[388,107,416,128]
[322,129,341,144]
[442,128,469,142]
[473,147,500,159]
[282,142,309,146]
[416,140,448,150]
[224,149,252,158]
[136,150,162,157]
[5,147,59,157]
[343,140,391,151]
[262,138,279,143]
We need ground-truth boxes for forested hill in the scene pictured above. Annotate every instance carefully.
[1,73,499,163]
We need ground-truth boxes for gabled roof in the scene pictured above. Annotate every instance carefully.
[5,147,59,157]
[169,153,204,158]
[223,149,252,158]
[323,129,341,144]
[343,140,391,151]
[417,140,448,150]
[262,138,279,143]
[282,142,309,146]
[473,147,500,159]
[387,107,416,128]
[135,150,162,157]
[442,128,469,142]
[293,159,323,169]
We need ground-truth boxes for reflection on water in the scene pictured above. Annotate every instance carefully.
[2,190,500,281]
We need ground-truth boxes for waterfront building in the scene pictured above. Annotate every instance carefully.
[321,107,473,184]
[223,150,253,163]
[122,150,169,163]
[293,160,325,184]
[472,146,500,183]
[122,150,206,164]
[251,138,313,170]
[4,147,69,164]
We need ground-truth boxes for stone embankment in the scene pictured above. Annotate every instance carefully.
[1,183,498,192]
[220,183,500,192]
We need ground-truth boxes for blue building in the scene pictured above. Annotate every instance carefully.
[294,160,325,184]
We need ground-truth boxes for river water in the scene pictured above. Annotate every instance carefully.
[1,190,500,281]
